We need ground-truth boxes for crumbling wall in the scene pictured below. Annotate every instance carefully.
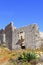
[0,29,5,44]
[0,22,41,50]
[12,24,40,50]
[5,22,14,50]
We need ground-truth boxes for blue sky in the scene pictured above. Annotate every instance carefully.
[0,0,43,31]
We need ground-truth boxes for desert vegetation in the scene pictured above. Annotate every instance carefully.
[0,44,43,65]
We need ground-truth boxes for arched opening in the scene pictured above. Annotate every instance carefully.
[21,46,25,49]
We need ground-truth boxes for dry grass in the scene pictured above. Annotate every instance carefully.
[0,46,43,65]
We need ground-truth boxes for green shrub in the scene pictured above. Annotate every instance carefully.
[26,52,38,61]
[18,52,39,62]
[13,61,17,65]
[18,52,27,62]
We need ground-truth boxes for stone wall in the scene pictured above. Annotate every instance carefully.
[12,24,40,50]
[0,29,6,44]
[5,22,13,50]
[0,22,42,50]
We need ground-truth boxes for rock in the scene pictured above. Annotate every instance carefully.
[36,63,41,65]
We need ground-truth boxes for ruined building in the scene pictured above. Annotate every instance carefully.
[0,22,43,50]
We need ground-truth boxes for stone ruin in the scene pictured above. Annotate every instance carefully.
[0,22,43,50]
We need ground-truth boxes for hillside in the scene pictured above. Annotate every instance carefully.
[0,45,43,65]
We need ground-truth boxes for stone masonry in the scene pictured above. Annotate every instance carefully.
[0,22,42,50]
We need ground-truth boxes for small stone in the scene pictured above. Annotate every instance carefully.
[36,63,42,65]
